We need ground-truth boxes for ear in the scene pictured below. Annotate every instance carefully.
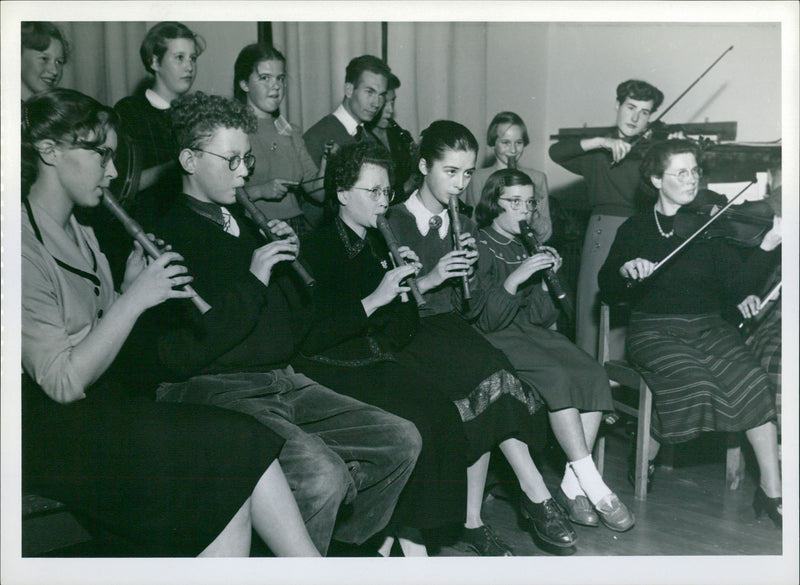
[178,148,196,174]
[418,157,429,176]
[337,190,349,207]
[151,54,161,74]
[650,175,663,191]
[34,139,58,166]
[344,82,354,99]
[238,79,249,94]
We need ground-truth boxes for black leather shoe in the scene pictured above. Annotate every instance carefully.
[753,486,782,528]
[460,524,514,556]
[519,494,577,548]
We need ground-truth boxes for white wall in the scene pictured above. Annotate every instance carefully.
[541,22,781,193]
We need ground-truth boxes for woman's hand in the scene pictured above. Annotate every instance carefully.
[418,250,472,292]
[121,250,195,313]
[737,294,762,320]
[120,236,171,293]
[760,216,782,251]
[504,252,556,295]
[361,264,417,316]
[620,258,657,282]
[397,246,422,274]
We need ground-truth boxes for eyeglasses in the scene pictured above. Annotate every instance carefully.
[663,167,703,183]
[75,144,116,168]
[193,149,256,172]
[499,197,536,211]
[352,186,395,203]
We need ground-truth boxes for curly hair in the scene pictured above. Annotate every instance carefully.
[475,168,535,228]
[22,21,70,63]
[22,89,118,197]
[324,142,393,212]
[616,79,664,111]
[140,21,205,75]
[170,91,257,152]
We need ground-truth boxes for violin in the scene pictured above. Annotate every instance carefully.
[673,189,775,247]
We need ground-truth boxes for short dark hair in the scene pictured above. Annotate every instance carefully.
[170,91,257,152]
[387,73,401,91]
[140,21,205,75]
[475,168,535,228]
[486,112,529,148]
[345,55,391,87]
[324,142,393,212]
[616,79,664,111]
[21,21,70,63]
[233,43,286,104]
[640,139,702,181]
[418,120,479,170]
[22,89,118,197]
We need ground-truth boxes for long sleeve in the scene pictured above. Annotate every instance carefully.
[598,216,642,305]
[549,139,590,177]
[473,238,524,332]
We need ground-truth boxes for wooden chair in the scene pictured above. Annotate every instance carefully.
[592,302,745,501]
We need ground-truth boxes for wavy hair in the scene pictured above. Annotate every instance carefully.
[170,91,257,152]
[22,88,118,197]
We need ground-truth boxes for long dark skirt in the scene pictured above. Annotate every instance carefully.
[22,377,282,557]
[626,312,777,444]
[400,312,547,459]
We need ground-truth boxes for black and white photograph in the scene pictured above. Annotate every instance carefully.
[2,2,797,584]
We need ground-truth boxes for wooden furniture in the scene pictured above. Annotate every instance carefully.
[592,303,745,500]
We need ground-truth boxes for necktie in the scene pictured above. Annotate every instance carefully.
[355,125,366,142]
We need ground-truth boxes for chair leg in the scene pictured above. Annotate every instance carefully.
[593,434,606,477]
[633,380,653,501]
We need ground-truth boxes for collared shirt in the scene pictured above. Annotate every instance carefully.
[273,112,293,137]
[403,191,450,239]
[332,103,362,137]
[145,89,172,110]
[181,194,240,236]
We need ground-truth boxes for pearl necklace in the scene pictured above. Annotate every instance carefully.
[653,206,674,238]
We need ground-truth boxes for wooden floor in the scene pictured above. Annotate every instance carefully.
[24,427,782,559]
[434,429,783,557]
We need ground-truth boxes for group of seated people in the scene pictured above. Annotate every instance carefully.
[19,20,782,558]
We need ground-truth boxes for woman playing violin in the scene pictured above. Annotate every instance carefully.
[598,139,782,527]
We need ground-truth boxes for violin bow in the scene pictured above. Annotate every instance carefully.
[613,45,734,166]
[651,180,755,273]
[738,280,781,330]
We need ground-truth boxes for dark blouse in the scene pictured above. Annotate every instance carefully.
[299,218,419,363]
[598,210,777,315]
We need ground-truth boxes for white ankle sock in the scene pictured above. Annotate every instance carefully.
[560,464,584,499]
[569,455,613,505]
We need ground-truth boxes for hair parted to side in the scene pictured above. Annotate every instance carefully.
[486,112,529,147]
[233,43,286,103]
[345,54,391,86]
[140,21,205,75]
[22,88,118,197]
[475,168,535,228]
[324,142,393,212]
[170,91,257,152]
[387,73,401,91]
[22,21,70,63]
[616,79,664,111]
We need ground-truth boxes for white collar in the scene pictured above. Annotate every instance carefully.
[403,191,450,239]
[333,103,362,137]
[145,89,172,110]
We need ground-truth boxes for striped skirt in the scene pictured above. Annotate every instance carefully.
[626,312,777,444]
